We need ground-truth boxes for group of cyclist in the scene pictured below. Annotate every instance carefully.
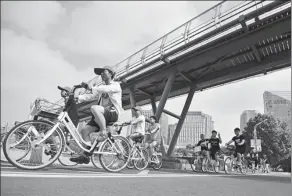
[58,66,161,165]
[194,127,269,172]
[57,66,269,171]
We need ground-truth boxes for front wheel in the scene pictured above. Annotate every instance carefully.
[152,154,163,170]
[213,160,220,173]
[190,157,199,172]
[224,157,233,174]
[99,136,131,172]
[3,120,65,170]
[133,149,149,171]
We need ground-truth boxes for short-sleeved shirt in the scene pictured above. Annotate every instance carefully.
[197,139,209,151]
[209,137,220,151]
[232,135,246,148]
[131,115,146,135]
[146,123,161,143]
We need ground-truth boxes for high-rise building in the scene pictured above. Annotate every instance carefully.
[167,111,213,147]
[240,110,258,131]
[263,91,291,130]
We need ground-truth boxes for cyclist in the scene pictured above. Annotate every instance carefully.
[70,66,123,164]
[144,116,161,163]
[197,134,209,159]
[225,127,246,167]
[262,154,270,172]
[124,106,146,146]
[208,130,222,167]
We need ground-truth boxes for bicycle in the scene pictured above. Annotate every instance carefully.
[224,146,248,174]
[201,150,221,173]
[120,126,149,171]
[3,85,131,172]
[189,146,202,172]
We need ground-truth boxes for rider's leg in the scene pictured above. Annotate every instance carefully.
[80,125,97,146]
[90,105,106,133]
[237,153,242,166]
[149,141,157,162]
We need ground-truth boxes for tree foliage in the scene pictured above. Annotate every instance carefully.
[243,113,291,165]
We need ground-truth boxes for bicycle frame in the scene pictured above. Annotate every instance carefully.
[33,111,119,156]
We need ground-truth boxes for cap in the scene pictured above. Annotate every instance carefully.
[94,66,115,76]
[132,106,142,112]
[57,86,72,93]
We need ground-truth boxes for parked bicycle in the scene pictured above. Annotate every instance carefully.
[3,85,131,172]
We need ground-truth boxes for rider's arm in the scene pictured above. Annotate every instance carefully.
[129,115,145,125]
[91,82,121,94]
[196,140,201,146]
[226,138,234,145]
[238,135,245,146]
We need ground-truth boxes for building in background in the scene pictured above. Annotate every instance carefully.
[240,110,258,131]
[126,109,168,142]
[167,111,213,147]
[263,91,291,130]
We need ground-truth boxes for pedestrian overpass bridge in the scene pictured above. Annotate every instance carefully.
[76,0,291,156]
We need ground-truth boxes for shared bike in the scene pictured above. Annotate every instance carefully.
[3,85,131,172]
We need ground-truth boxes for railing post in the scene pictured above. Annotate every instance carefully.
[167,85,196,157]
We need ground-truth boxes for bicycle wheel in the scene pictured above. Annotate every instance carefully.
[201,157,208,172]
[240,162,248,175]
[3,120,65,170]
[224,157,233,174]
[99,135,131,172]
[152,154,163,170]
[213,160,220,173]
[91,154,103,169]
[190,157,199,172]
[133,148,149,171]
[126,158,135,169]
[57,145,78,167]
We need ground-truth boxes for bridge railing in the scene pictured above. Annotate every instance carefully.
[93,0,289,84]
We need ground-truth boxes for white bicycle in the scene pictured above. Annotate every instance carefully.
[3,85,131,172]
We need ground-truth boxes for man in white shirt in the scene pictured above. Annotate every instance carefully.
[125,106,146,145]
[70,66,123,164]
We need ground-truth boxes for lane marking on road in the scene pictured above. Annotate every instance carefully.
[137,170,150,175]
[0,171,230,178]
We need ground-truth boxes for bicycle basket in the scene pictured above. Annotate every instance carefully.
[30,98,64,119]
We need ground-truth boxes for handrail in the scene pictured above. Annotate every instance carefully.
[91,0,289,86]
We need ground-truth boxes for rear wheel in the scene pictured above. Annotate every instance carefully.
[3,120,65,170]
[58,144,78,167]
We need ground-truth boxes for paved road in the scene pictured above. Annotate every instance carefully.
[1,164,291,196]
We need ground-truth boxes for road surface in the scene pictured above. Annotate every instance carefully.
[1,163,291,196]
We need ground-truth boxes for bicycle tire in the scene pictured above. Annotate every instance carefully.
[224,157,233,174]
[213,160,220,173]
[99,135,131,172]
[190,157,199,172]
[152,154,163,170]
[201,157,208,172]
[91,154,103,169]
[57,145,78,167]
[3,120,65,170]
[133,148,149,171]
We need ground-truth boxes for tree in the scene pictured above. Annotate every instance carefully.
[243,113,291,165]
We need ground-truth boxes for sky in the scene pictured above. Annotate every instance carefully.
[1,1,291,143]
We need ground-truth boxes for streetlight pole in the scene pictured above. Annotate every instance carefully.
[254,119,268,153]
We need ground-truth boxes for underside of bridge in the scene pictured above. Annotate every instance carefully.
[74,1,291,157]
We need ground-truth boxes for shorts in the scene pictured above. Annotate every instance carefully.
[87,108,118,130]
[234,146,246,157]
[129,132,144,143]
[210,149,220,160]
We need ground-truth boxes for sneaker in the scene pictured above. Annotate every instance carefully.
[69,155,90,164]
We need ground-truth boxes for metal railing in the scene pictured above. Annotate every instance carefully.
[92,0,290,85]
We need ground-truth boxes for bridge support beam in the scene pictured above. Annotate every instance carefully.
[154,70,176,122]
[167,85,196,157]
[128,86,136,135]
[150,96,157,114]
